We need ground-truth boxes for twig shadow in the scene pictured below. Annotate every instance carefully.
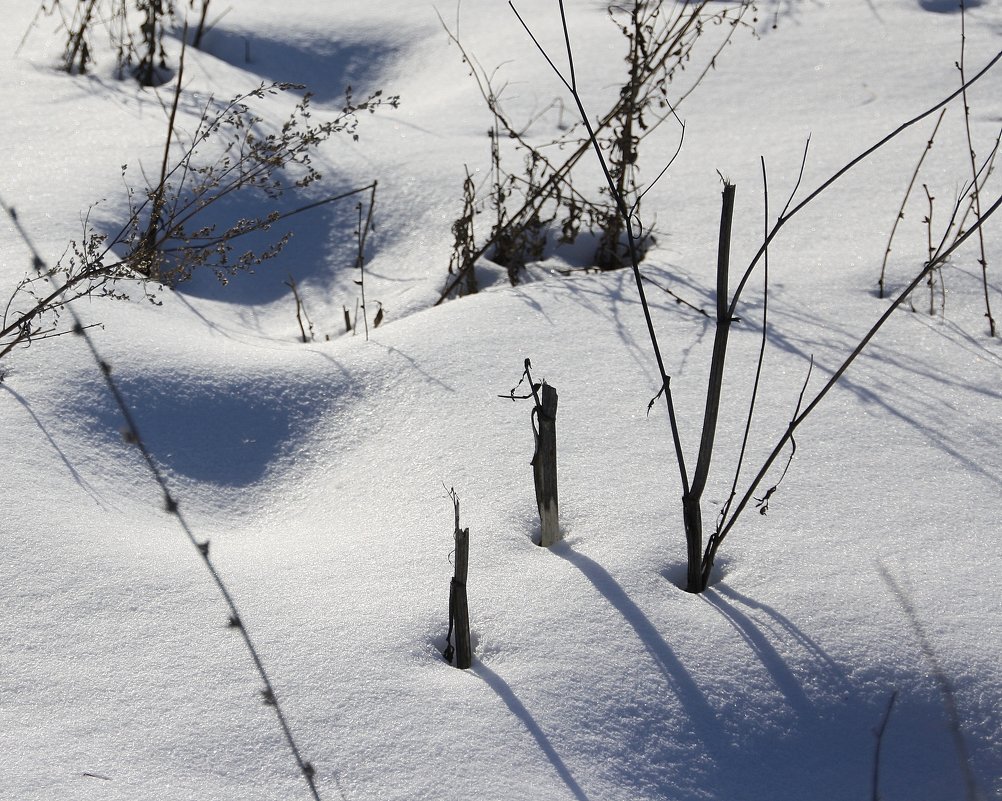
[2,383,104,506]
[701,589,811,713]
[471,661,592,801]
[701,583,850,712]
[551,543,718,740]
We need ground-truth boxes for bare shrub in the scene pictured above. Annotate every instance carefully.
[439,1,758,299]
[1,49,397,360]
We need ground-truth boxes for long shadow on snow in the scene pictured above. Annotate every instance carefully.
[700,584,850,715]
[550,542,720,747]
[918,0,983,11]
[197,27,403,104]
[748,297,1002,490]
[472,662,592,801]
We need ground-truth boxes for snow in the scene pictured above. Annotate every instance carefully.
[2,1,1001,800]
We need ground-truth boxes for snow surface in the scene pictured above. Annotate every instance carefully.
[2,1,1001,800]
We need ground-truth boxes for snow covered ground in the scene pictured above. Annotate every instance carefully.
[2,1,1001,800]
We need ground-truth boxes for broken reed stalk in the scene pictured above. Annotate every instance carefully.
[500,359,561,544]
[715,157,773,550]
[532,382,560,546]
[453,526,472,669]
[444,490,472,669]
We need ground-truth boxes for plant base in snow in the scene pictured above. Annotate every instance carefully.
[443,489,472,670]
[32,0,214,84]
[439,1,758,299]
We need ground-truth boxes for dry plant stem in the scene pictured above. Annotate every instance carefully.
[596,0,733,268]
[708,187,1002,569]
[449,165,479,296]
[285,275,311,343]
[683,183,735,591]
[192,0,210,48]
[717,157,772,545]
[140,30,186,276]
[64,0,99,72]
[615,1,754,145]
[596,1,645,267]
[137,0,166,86]
[640,274,709,317]
[878,109,945,299]
[923,184,938,315]
[355,181,377,341]
[15,5,50,57]
[959,1,996,336]
[3,206,329,801]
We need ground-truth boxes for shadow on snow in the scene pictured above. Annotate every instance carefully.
[196,26,404,104]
